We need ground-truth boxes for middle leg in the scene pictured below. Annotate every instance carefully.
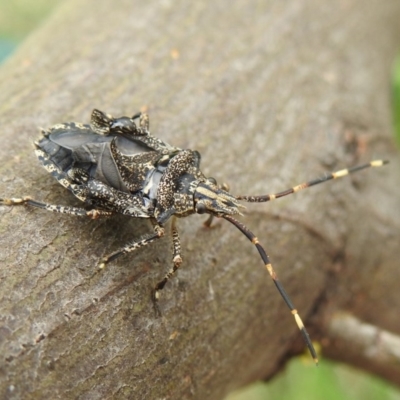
[98,218,165,269]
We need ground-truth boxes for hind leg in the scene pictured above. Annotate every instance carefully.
[0,196,113,219]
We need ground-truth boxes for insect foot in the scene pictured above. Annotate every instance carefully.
[0,196,32,206]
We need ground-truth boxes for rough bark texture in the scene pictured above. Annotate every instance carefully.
[0,0,399,399]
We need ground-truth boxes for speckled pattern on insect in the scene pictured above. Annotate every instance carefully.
[1,109,388,364]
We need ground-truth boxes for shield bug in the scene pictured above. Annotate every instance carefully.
[0,109,388,364]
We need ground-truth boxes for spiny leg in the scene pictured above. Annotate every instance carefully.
[153,216,183,300]
[223,214,318,365]
[237,160,388,203]
[0,196,113,218]
[98,218,164,269]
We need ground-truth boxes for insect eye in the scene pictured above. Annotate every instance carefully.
[196,203,207,214]
[208,177,217,185]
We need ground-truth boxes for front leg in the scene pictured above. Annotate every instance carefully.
[153,217,183,300]
[156,150,200,222]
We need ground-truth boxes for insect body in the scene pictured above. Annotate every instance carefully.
[1,109,388,364]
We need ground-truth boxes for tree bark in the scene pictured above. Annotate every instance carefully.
[0,0,399,399]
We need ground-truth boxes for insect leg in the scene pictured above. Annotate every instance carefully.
[0,196,113,218]
[203,214,214,228]
[98,218,164,269]
[138,113,149,132]
[223,214,318,365]
[237,160,388,203]
[153,217,183,300]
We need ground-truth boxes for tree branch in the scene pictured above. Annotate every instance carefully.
[325,312,400,384]
[0,0,399,398]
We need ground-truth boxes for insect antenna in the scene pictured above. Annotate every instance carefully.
[223,214,318,365]
[237,160,388,203]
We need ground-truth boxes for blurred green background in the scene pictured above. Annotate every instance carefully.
[227,357,400,400]
[0,0,61,61]
[1,1,399,399]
